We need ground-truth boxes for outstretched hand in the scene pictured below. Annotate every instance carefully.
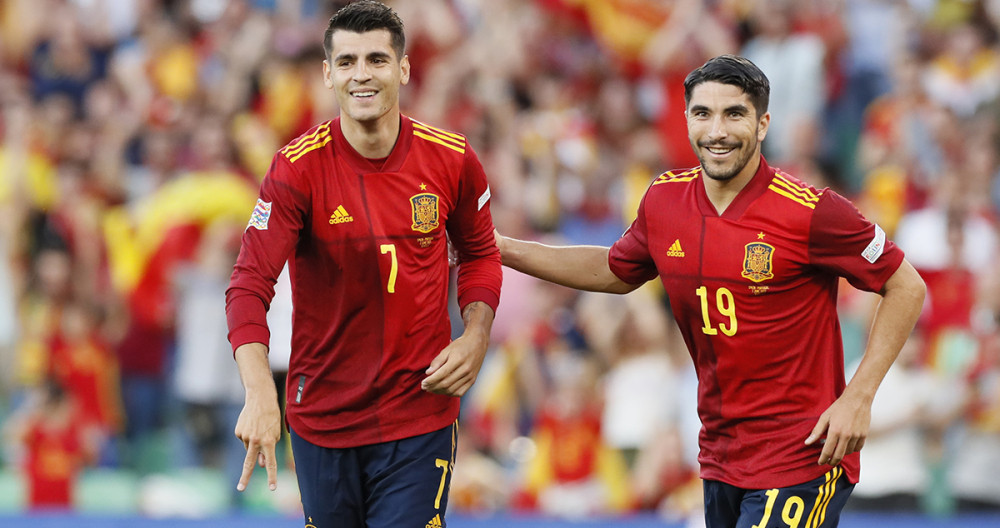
[804,392,870,466]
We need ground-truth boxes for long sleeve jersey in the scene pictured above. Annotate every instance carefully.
[226,116,501,447]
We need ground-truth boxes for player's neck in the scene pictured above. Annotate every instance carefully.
[340,112,401,159]
[702,154,760,215]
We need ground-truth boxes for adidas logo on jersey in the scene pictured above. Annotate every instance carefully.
[329,205,354,224]
[667,239,685,257]
[425,514,443,528]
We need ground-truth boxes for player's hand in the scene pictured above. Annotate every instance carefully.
[234,394,282,492]
[805,392,870,466]
[422,333,488,397]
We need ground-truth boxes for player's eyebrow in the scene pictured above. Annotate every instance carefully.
[333,51,392,62]
[687,104,750,115]
[724,104,750,115]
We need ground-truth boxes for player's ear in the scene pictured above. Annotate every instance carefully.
[400,55,410,86]
[322,60,334,89]
[757,111,770,142]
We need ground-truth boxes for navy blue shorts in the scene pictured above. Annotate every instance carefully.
[291,421,457,528]
[703,467,854,528]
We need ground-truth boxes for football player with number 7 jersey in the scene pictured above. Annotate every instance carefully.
[225,2,501,527]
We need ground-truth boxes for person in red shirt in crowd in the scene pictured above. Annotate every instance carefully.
[496,55,926,528]
[7,379,97,511]
[47,300,123,438]
[225,2,501,527]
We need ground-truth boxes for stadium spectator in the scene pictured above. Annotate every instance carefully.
[741,0,827,167]
[846,331,936,512]
[4,379,98,511]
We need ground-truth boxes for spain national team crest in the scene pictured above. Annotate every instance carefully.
[410,193,440,233]
[741,242,775,283]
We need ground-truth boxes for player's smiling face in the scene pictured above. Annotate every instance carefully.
[323,29,409,126]
[686,81,769,183]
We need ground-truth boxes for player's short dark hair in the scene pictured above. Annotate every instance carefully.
[683,55,770,117]
[323,0,406,61]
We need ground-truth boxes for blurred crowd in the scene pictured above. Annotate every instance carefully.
[1,0,999,520]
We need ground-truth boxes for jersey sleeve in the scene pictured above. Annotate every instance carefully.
[809,190,904,293]
[446,146,502,313]
[225,153,309,352]
[608,192,658,285]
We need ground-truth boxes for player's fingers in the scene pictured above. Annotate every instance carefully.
[258,452,266,468]
[452,379,474,398]
[805,415,828,446]
[235,426,249,449]
[263,443,279,491]
[423,356,455,390]
[843,436,862,457]
[425,364,471,396]
[237,443,257,491]
[424,349,450,376]
[817,431,838,465]
[828,436,849,466]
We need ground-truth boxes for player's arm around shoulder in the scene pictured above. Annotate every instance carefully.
[494,231,640,294]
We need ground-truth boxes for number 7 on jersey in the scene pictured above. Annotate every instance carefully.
[380,244,397,293]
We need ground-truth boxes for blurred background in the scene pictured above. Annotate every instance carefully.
[0,0,999,526]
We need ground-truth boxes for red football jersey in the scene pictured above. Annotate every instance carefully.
[609,157,904,489]
[25,416,83,509]
[226,116,502,448]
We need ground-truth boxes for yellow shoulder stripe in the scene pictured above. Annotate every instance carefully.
[768,184,817,209]
[414,130,466,154]
[281,122,331,157]
[412,119,464,142]
[288,134,333,163]
[412,123,466,152]
[653,167,701,185]
[772,174,820,202]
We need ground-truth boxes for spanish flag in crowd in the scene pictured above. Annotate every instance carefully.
[103,170,257,327]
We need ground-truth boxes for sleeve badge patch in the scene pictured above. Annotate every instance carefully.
[477,185,491,211]
[247,198,272,231]
[410,193,440,233]
[861,224,886,264]
[742,242,775,283]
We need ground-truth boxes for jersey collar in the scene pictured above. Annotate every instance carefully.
[697,155,775,219]
[332,115,414,175]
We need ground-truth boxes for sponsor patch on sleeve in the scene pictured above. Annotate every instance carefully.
[477,185,491,211]
[247,198,272,231]
[861,224,886,264]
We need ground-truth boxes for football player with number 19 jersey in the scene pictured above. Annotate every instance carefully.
[496,55,926,528]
